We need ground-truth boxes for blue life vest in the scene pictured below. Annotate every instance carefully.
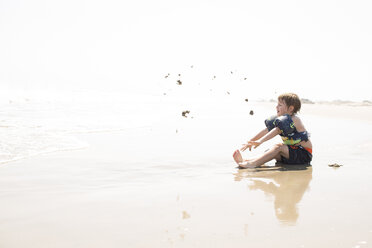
[265,114,309,145]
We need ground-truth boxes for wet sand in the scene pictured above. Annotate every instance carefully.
[1,102,372,248]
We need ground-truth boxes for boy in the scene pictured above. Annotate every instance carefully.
[233,93,312,168]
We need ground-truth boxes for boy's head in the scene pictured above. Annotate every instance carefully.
[277,93,301,115]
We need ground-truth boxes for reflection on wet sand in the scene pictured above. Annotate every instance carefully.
[234,165,313,225]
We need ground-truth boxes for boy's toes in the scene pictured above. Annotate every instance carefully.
[233,149,239,157]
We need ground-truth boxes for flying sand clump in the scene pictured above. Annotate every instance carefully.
[182,110,190,118]
[328,163,343,168]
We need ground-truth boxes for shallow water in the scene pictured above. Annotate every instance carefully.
[0,90,171,164]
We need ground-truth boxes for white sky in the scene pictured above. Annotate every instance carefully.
[1,0,372,101]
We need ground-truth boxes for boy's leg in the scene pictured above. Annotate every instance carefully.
[239,143,289,168]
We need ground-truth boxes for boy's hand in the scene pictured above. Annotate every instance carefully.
[240,140,262,152]
[240,142,252,152]
[249,140,262,149]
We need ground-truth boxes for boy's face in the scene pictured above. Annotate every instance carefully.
[276,100,293,116]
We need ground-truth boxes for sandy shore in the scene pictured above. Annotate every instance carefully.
[1,102,372,248]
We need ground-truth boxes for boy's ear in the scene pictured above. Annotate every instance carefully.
[288,105,294,114]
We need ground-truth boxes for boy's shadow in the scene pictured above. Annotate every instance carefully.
[234,164,313,225]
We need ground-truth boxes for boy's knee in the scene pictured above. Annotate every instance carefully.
[273,143,289,155]
[273,143,284,151]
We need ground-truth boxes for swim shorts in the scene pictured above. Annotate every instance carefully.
[281,145,312,165]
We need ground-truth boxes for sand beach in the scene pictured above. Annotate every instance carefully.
[1,97,372,248]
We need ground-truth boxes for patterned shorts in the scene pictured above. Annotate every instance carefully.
[281,145,312,165]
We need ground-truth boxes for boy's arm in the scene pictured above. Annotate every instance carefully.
[257,127,281,144]
[249,127,281,149]
[241,128,269,151]
[250,128,269,141]
[241,127,281,151]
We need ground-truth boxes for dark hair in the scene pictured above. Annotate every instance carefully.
[278,93,301,114]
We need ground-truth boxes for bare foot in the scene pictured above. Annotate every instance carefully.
[238,161,257,169]
[233,149,243,164]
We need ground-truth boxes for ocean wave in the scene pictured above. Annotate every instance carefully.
[0,90,162,165]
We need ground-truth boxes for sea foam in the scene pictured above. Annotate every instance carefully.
[0,89,164,164]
